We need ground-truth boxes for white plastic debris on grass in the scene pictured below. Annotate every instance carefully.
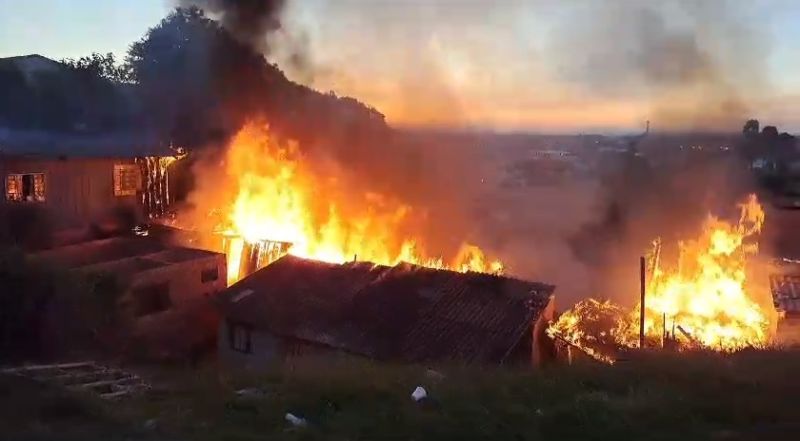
[285,413,308,427]
[411,386,428,402]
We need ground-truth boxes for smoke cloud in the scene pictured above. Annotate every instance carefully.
[177,0,286,50]
[247,0,773,132]
[546,0,767,131]
[177,0,313,78]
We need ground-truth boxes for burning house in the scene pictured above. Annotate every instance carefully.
[215,254,556,369]
[0,129,181,247]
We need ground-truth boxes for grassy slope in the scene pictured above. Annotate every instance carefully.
[2,350,800,441]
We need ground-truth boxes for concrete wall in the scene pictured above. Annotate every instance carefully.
[0,157,141,228]
[217,326,361,370]
[81,250,226,314]
[128,254,225,311]
[218,324,282,371]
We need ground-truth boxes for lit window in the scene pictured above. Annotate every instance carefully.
[113,164,140,197]
[5,173,45,202]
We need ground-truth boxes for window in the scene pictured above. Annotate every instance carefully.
[201,267,219,283]
[228,321,252,354]
[5,173,45,202]
[132,282,171,317]
[113,164,140,197]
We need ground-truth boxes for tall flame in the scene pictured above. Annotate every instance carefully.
[220,121,502,284]
[641,194,769,350]
[548,195,772,358]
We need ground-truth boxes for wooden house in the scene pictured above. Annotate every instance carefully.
[0,129,179,242]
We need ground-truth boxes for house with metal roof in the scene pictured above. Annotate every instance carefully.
[215,255,557,369]
[0,128,180,246]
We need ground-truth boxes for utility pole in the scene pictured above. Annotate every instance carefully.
[639,256,646,349]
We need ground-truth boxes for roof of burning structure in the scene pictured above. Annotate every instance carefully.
[771,274,800,316]
[217,255,555,364]
[0,128,175,158]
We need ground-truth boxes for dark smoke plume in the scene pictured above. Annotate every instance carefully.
[177,0,312,79]
[177,0,286,50]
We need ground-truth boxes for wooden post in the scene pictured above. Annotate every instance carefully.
[639,256,646,349]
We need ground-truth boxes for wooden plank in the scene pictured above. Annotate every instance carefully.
[0,361,95,374]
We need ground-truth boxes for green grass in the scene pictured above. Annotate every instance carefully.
[3,350,800,440]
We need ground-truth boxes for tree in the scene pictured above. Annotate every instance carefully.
[62,52,130,83]
[123,6,387,149]
[761,125,779,139]
[742,119,759,138]
[123,7,275,146]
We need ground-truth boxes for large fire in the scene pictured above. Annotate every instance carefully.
[549,195,773,360]
[218,121,502,284]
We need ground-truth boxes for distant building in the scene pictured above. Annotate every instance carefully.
[216,255,556,368]
[0,54,63,81]
[0,129,179,238]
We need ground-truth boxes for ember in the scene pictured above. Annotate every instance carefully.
[214,121,503,284]
[549,195,773,357]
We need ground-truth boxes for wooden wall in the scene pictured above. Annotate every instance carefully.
[0,157,142,228]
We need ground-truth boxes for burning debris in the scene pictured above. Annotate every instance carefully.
[136,149,186,220]
[549,194,774,361]
[177,120,502,284]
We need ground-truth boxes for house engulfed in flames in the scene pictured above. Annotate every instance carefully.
[168,121,504,285]
[548,194,778,363]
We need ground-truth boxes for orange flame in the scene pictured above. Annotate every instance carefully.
[549,195,773,355]
[641,194,769,350]
[220,121,502,284]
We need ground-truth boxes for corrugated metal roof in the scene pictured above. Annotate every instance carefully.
[217,255,555,364]
[771,274,800,314]
[0,128,175,158]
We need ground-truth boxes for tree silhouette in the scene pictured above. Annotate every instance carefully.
[742,119,759,138]
[123,7,386,148]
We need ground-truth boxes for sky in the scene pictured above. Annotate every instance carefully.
[1,0,799,133]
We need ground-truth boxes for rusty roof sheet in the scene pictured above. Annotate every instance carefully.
[771,274,800,315]
[218,255,555,364]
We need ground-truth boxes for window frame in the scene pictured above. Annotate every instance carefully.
[113,163,140,197]
[5,172,46,203]
[228,321,253,354]
[201,267,220,283]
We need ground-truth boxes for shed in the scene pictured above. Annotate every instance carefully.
[33,237,226,317]
[216,255,556,369]
[32,237,227,361]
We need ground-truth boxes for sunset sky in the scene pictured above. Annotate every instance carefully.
[1,0,798,133]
